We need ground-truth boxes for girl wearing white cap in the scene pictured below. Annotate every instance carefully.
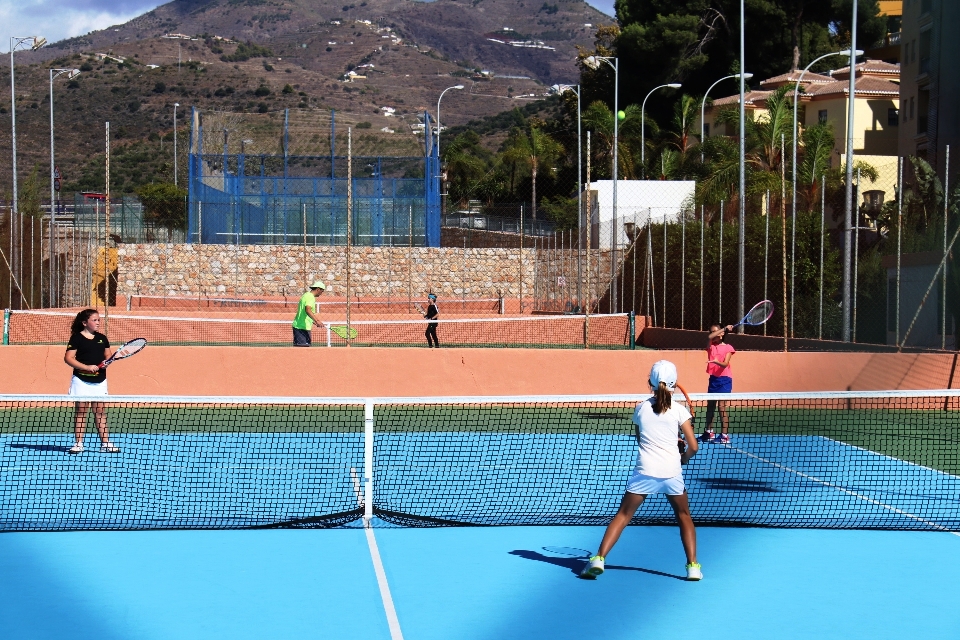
[580,359,702,581]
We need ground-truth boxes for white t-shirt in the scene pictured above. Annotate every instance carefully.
[631,397,692,478]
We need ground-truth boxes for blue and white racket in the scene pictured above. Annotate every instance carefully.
[732,300,774,329]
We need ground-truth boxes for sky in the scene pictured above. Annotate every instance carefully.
[0,0,615,52]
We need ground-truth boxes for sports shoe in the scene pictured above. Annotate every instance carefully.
[68,443,84,455]
[100,443,121,453]
[579,555,605,579]
[698,430,714,443]
[686,562,702,581]
[711,433,730,444]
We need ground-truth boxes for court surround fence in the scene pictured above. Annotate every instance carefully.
[0,390,957,532]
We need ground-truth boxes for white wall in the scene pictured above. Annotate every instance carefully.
[583,180,696,249]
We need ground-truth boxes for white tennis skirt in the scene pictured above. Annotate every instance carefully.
[68,377,109,397]
[626,471,685,496]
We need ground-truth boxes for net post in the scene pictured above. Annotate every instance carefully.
[629,311,635,349]
[364,400,374,522]
[2,309,9,345]
[326,323,332,348]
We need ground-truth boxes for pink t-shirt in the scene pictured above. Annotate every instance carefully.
[706,342,735,378]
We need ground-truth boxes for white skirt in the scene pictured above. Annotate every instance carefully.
[68,377,109,397]
[626,471,685,496]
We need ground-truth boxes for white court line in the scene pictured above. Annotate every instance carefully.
[816,435,960,481]
[352,468,404,640]
[721,443,960,538]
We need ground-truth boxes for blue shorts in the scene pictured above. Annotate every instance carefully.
[708,375,733,394]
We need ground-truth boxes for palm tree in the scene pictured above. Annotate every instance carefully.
[499,126,565,220]
[581,100,645,180]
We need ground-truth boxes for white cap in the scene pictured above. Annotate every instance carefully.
[649,360,678,390]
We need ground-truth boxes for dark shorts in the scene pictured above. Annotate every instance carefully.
[293,327,312,346]
[707,375,733,394]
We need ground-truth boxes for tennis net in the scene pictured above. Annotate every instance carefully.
[1,391,958,532]
[4,310,632,348]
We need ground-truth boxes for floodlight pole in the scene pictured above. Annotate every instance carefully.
[737,0,746,332]
[842,0,858,342]
[584,55,619,311]
[790,50,858,337]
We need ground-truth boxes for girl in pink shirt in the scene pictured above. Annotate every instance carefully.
[701,323,735,444]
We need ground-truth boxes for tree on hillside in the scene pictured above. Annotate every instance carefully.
[596,0,886,124]
[137,182,187,240]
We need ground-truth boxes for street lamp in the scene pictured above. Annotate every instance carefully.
[173,103,180,187]
[583,55,620,311]
[436,85,464,153]
[641,83,682,179]
[49,68,80,307]
[8,35,44,309]
[10,36,46,216]
[562,85,584,306]
[789,48,861,336]
[700,73,752,162]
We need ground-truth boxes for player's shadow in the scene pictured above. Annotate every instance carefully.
[8,443,72,453]
[509,550,686,581]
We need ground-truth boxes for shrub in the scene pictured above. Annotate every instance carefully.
[153,82,166,93]
[254,85,271,96]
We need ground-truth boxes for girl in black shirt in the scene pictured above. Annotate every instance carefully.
[64,309,119,454]
[423,294,440,348]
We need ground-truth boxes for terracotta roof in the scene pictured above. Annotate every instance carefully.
[808,76,900,98]
[759,71,834,89]
[830,59,900,80]
[709,89,773,108]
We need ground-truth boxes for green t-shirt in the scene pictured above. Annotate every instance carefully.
[292,291,317,330]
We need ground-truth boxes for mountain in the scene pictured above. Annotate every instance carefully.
[0,0,608,197]
[33,0,608,83]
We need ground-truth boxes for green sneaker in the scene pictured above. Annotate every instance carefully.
[686,562,702,581]
[579,555,605,579]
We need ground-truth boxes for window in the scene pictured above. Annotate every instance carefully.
[888,108,899,126]
[912,40,917,64]
[818,109,828,124]
[919,31,931,74]
[704,122,710,138]
[918,88,929,133]
[910,97,915,121]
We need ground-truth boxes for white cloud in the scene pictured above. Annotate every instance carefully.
[0,0,164,51]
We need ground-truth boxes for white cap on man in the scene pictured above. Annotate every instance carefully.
[649,360,678,390]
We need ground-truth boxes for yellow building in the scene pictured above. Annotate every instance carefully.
[699,59,901,204]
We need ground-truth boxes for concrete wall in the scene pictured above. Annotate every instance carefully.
[4,346,958,396]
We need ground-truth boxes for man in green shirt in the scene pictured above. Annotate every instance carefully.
[292,281,326,346]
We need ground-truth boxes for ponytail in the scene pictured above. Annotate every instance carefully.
[71,308,98,335]
[652,381,672,415]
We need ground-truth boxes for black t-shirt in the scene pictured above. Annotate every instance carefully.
[425,303,439,323]
[67,331,110,383]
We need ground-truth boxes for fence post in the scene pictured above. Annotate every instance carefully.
[364,400,374,521]
[629,311,635,349]
[3,309,9,345]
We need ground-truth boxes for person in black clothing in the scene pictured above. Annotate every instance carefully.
[424,293,440,348]
[64,309,119,454]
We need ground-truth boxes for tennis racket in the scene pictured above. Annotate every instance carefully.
[414,303,426,315]
[676,383,695,453]
[99,338,147,369]
[731,300,775,329]
[330,325,358,340]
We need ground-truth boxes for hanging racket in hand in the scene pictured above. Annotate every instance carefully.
[731,300,775,329]
[99,338,147,369]
[414,303,426,315]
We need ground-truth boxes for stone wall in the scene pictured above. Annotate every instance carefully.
[117,244,537,300]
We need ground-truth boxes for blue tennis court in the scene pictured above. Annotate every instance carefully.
[2,393,959,638]
[2,526,958,639]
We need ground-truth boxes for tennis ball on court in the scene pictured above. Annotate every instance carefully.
[617,110,626,121]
